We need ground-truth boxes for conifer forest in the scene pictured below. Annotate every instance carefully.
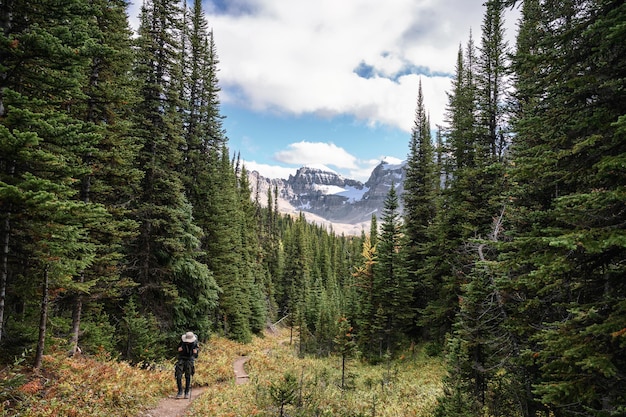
[1,1,625,416]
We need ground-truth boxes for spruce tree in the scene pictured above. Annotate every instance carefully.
[177,0,225,336]
[402,80,436,338]
[476,0,510,160]
[128,0,212,337]
[352,232,377,357]
[237,164,267,334]
[203,149,250,342]
[281,213,312,354]
[420,39,479,340]
[372,184,413,356]
[66,0,141,355]
[503,1,626,415]
[0,0,106,362]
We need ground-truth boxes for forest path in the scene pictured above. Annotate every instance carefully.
[139,356,249,417]
[233,355,250,384]
[139,386,207,417]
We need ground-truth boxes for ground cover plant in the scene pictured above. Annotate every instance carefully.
[1,328,444,417]
[0,335,242,417]
[189,329,445,417]
[0,349,169,417]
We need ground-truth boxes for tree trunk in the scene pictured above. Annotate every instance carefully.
[69,277,83,355]
[0,213,10,342]
[34,265,50,369]
[341,354,346,389]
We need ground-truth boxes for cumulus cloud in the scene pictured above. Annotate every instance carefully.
[243,160,297,180]
[274,141,358,169]
[127,1,520,180]
[206,0,512,130]
[243,142,402,182]
[128,0,519,133]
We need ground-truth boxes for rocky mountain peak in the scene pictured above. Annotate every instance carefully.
[248,161,406,235]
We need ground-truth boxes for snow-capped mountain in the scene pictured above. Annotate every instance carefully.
[248,161,406,235]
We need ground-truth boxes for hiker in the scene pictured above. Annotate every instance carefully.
[175,331,198,399]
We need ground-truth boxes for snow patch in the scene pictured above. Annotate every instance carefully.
[313,184,369,203]
[336,185,369,203]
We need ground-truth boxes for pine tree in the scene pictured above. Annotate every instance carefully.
[0,0,106,362]
[502,1,626,415]
[402,80,436,338]
[372,184,413,356]
[128,0,212,337]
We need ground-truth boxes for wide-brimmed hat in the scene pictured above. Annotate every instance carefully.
[181,331,197,343]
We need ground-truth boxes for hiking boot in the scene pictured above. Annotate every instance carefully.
[184,392,189,399]
[176,391,183,399]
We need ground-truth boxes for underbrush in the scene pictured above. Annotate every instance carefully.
[0,329,445,417]
[190,331,445,417]
[0,349,170,417]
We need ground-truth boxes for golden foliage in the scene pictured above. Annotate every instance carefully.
[189,328,445,417]
[1,329,445,417]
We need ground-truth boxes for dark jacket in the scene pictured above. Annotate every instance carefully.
[177,341,198,360]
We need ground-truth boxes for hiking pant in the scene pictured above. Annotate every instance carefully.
[175,358,195,393]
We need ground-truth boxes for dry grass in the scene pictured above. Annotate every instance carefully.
[189,329,445,417]
[1,351,171,417]
[0,329,445,417]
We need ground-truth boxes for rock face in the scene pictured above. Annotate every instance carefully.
[248,161,406,234]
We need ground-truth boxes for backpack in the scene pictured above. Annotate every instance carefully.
[180,341,199,358]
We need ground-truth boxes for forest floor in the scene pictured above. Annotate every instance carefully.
[139,356,249,417]
[5,327,443,417]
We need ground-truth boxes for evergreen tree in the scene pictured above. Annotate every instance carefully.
[204,149,250,342]
[237,164,267,334]
[372,184,413,356]
[281,213,312,354]
[0,0,106,362]
[260,186,283,322]
[128,0,212,337]
[402,80,436,337]
[334,317,357,389]
[476,0,510,160]
[420,39,479,340]
[502,1,626,415]
[66,0,141,356]
[177,0,225,336]
[352,232,377,356]
[432,3,514,414]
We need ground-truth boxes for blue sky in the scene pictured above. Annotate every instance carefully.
[128,1,520,182]
[223,104,411,181]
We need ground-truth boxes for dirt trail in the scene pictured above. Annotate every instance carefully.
[139,386,207,417]
[139,356,249,417]
[233,356,250,384]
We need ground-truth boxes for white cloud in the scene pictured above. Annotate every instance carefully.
[245,142,399,182]
[127,1,520,135]
[127,2,142,36]
[206,0,517,131]
[274,141,359,170]
[127,0,520,180]
[243,160,297,180]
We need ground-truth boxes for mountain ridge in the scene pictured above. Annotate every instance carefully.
[248,161,406,235]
